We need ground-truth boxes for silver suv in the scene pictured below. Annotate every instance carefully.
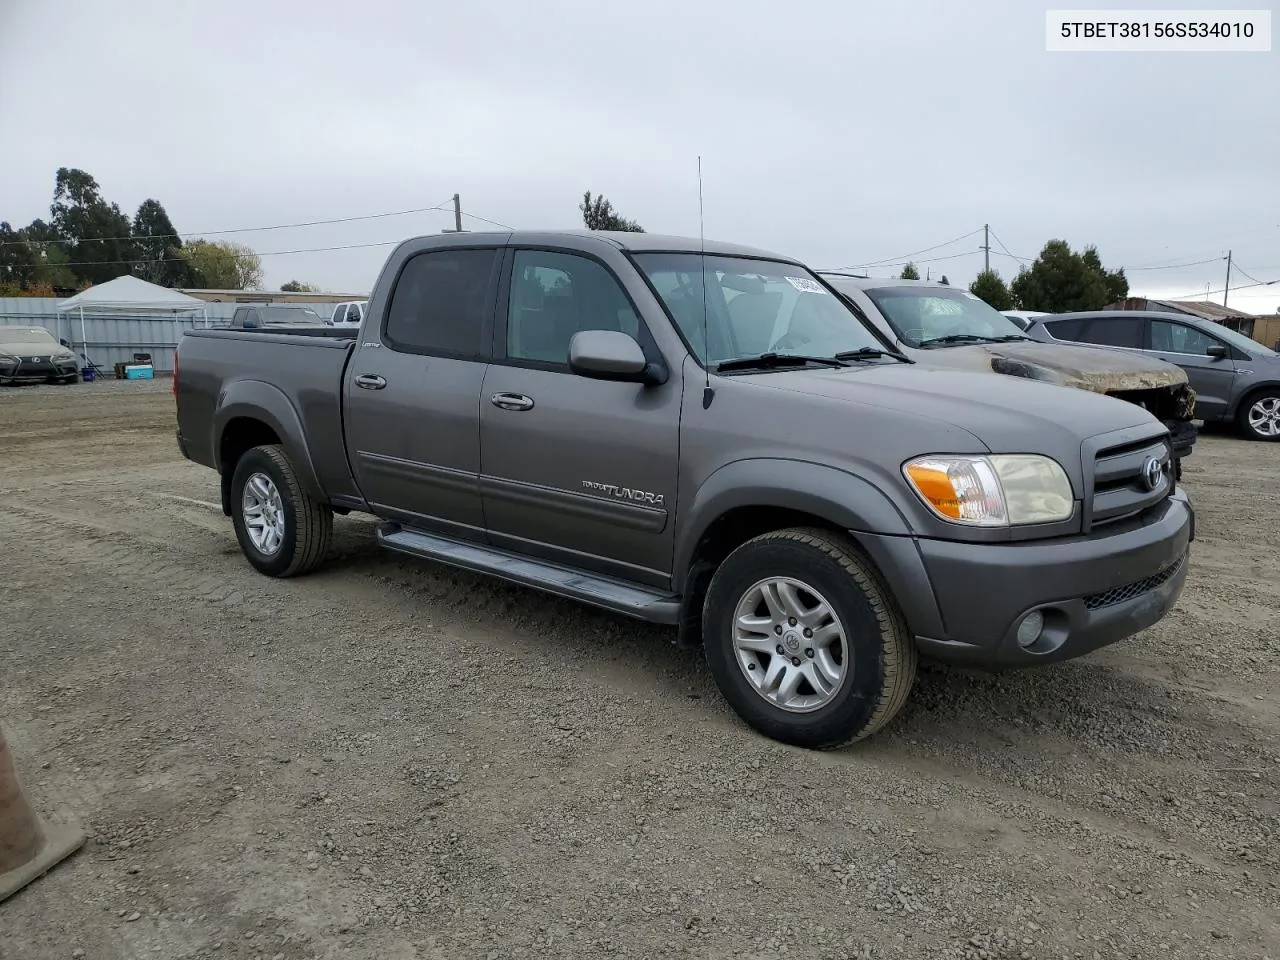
[1023,310,1280,441]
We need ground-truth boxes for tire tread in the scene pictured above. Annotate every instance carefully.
[246,444,332,577]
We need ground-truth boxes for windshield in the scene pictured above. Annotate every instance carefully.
[262,306,321,324]
[1,327,58,346]
[1208,321,1278,358]
[863,286,1028,348]
[631,253,886,365]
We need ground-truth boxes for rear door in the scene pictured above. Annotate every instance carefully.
[1145,318,1238,421]
[478,246,681,587]
[343,245,501,538]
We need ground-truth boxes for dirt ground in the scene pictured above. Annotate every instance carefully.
[1,379,1276,960]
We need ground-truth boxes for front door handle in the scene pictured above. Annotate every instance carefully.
[490,392,534,411]
[355,374,387,390]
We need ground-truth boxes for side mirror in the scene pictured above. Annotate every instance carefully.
[568,329,658,384]
[1206,344,1228,359]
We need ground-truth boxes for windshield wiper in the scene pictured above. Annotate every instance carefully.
[917,334,1002,347]
[715,352,849,373]
[986,334,1033,342]
[834,346,914,364]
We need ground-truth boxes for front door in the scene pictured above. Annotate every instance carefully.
[344,246,501,538]
[479,247,682,588]
[1146,318,1238,421]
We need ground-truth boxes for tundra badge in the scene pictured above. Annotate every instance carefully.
[582,480,665,507]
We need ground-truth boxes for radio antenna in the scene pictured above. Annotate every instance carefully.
[698,155,714,409]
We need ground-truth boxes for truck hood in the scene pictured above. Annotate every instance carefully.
[736,363,1158,446]
[916,339,1189,393]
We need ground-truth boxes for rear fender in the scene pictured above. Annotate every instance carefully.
[213,379,324,507]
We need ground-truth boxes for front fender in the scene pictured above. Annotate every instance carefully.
[212,379,324,499]
[672,459,914,585]
[671,458,946,640]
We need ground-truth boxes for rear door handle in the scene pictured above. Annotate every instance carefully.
[490,392,534,411]
[355,374,387,390]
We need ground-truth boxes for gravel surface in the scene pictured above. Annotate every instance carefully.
[1,381,1277,960]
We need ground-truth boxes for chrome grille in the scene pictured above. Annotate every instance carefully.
[1083,551,1186,610]
[1090,434,1174,527]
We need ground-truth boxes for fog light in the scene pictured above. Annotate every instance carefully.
[1016,610,1045,650]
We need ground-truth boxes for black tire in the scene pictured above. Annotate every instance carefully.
[1237,389,1280,442]
[702,527,917,749]
[229,444,332,577]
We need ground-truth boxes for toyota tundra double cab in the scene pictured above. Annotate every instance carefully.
[173,230,1194,748]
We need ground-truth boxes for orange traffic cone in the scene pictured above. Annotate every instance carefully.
[0,724,85,902]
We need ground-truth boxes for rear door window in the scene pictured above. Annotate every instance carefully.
[1083,317,1143,348]
[384,249,499,358]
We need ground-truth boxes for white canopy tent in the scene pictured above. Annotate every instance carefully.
[55,275,208,362]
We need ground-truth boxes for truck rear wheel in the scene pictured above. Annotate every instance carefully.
[702,527,916,748]
[230,444,332,578]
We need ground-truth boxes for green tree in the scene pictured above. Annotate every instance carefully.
[899,262,920,280]
[0,220,78,292]
[968,268,1013,310]
[580,191,644,232]
[49,167,136,285]
[132,199,190,286]
[1010,239,1126,312]
[280,280,320,292]
[1081,246,1128,304]
[181,239,263,289]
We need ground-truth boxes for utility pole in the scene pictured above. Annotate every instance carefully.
[1224,249,1232,308]
[982,223,990,273]
[453,193,463,233]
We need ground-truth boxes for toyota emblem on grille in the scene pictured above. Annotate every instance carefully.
[1141,456,1164,491]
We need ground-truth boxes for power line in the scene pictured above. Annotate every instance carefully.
[1124,255,1224,271]
[0,197,512,246]
[9,238,412,270]
[987,228,1031,264]
[1163,277,1278,301]
[833,227,984,271]
[1231,261,1268,285]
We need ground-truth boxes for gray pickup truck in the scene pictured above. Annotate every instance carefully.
[174,230,1194,748]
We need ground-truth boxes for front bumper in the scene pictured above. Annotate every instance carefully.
[0,356,79,382]
[864,489,1193,670]
[1165,418,1198,462]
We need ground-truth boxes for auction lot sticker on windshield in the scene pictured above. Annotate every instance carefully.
[785,276,829,294]
[1046,10,1271,51]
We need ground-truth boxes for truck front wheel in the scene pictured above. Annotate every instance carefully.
[230,444,333,578]
[702,527,917,748]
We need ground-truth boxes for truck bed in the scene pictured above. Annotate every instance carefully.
[175,329,361,507]
[215,325,358,339]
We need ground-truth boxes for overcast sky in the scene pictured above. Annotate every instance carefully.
[2,0,1277,312]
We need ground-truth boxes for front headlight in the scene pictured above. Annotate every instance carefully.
[903,454,1074,526]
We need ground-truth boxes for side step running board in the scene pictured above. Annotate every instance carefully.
[376,524,682,625]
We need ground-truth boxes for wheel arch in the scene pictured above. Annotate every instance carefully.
[671,460,941,647]
[213,381,324,515]
[1230,379,1280,420]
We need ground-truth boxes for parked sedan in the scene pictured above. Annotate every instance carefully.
[1022,310,1280,442]
[0,326,81,384]
[818,275,1199,470]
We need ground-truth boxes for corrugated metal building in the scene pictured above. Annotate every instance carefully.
[0,296,344,373]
